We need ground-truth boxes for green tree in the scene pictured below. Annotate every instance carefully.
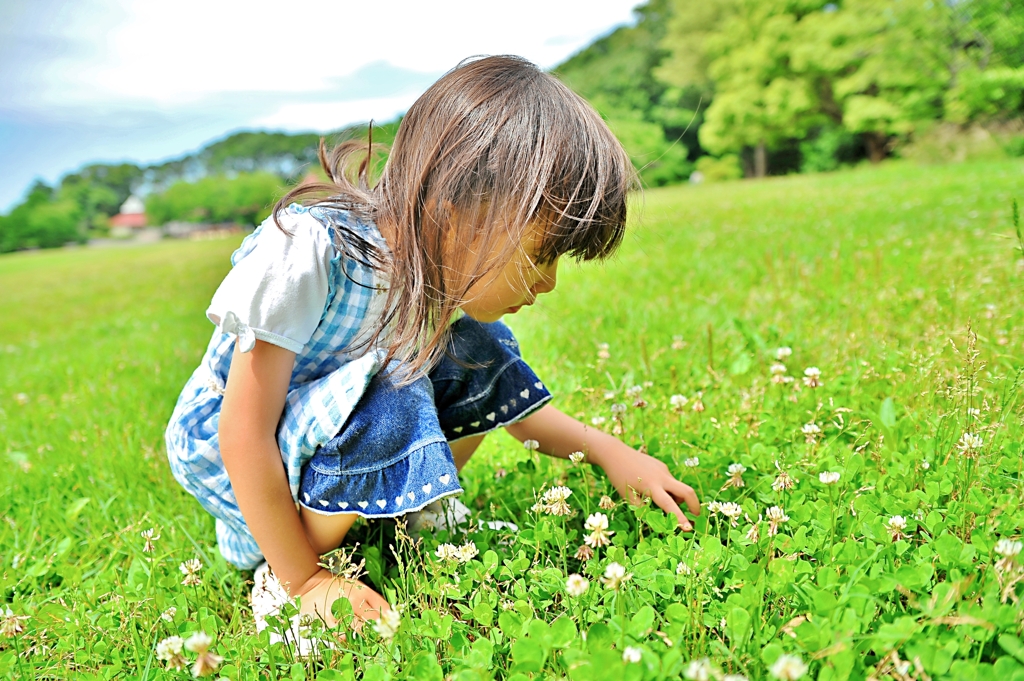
[146,172,283,227]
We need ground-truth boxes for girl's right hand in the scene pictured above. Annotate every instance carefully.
[293,568,391,630]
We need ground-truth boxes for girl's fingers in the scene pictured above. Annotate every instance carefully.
[652,490,693,532]
[667,478,701,516]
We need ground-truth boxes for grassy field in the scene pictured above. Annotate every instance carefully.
[1,158,1023,680]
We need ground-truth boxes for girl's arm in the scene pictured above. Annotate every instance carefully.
[218,339,321,591]
[505,404,700,530]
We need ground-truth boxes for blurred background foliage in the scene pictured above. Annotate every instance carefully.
[1,0,1021,252]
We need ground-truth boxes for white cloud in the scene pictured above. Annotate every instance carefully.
[253,95,417,131]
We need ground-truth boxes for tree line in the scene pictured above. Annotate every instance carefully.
[555,0,1023,183]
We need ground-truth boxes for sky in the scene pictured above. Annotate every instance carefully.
[0,0,642,212]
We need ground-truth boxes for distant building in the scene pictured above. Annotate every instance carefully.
[110,196,148,231]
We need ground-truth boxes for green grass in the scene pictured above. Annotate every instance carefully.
[2,159,1023,680]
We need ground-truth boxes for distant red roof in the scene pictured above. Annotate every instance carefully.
[110,212,148,228]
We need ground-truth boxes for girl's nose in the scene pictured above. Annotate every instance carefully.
[533,260,558,295]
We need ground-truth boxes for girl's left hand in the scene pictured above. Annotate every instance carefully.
[598,449,700,530]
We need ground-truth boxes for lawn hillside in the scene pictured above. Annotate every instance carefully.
[2,159,1023,680]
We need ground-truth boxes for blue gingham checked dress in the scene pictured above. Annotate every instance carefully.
[163,204,465,569]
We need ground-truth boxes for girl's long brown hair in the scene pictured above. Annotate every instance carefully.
[274,55,638,383]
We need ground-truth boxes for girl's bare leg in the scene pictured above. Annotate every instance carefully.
[450,434,485,471]
[300,509,359,555]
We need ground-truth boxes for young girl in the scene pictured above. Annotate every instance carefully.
[165,55,700,631]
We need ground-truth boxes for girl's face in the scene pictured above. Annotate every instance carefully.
[460,223,559,323]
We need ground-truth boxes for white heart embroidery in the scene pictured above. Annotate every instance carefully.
[486,412,496,421]
[453,426,463,433]
[318,499,329,507]
[303,493,310,503]
[395,496,403,506]
[470,421,480,428]
[358,501,369,509]
[535,381,544,389]
[376,499,387,509]
[439,474,451,485]
[338,502,349,509]
[520,389,530,398]
[408,492,415,501]
[500,405,509,414]
[422,483,432,494]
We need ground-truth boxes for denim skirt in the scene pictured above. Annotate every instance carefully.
[297,316,551,518]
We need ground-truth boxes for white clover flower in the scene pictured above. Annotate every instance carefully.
[723,462,746,489]
[766,506,790,537]
[746,523,760,542]
[691,396,705,412]
[523,439,540,452]
[603,390,616,400]
[584,512,614,548]
[179,558,203,586]
[770,363,787,376]
[155,636,186,670]
[610,403,627,417]
[802,367,823,388]
[957,432,983,458]
[921,459,931,470]
[373,607,402,641]
[886,515,909,542]
[684,457,700,468]
[141,528,160,553]
[801,422,822,444]
[622,646,642,663]
[184,632,223,677]
[724,676,750,681]
[676,561,693,576]
[591,416,607,426]
[706,501,723,515]
[565,574,590,597]
[683,658,717,681]
[670,394,689,411]
[776,347,793,360]
[569,451,585,465]
[575,544,594,561]
[597,343,611,360]
[672,335,685,350]
[598,495,616,510]
[160,607,177,623]
[541,486,574,517]
[155,635,183,660]
[718,502,743,526]
[770,471,794,491]
[727,463,747,476]
[769,653,808,680]
[626,385,643,399]
[601,562,632,590]
[994,539,1022,558]
[0,607,28,638]
[819,471,840,485]
[455,541,479,563]
[435,543,459,561]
